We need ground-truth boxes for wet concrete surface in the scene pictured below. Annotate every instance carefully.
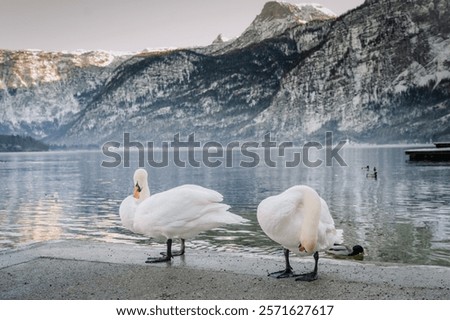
[1,240,449,299]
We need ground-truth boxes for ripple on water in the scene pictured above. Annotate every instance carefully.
[0,149,449,267]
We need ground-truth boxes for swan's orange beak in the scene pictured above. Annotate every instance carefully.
[299,240,315,253]
[133,186,140,199]
[133,183,141,199]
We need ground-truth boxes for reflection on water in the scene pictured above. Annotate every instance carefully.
[0,147,449,267]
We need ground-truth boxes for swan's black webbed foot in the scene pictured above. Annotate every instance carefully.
[145,255,172,263]
[268,268,297,278]
[147,238,175,263]
[294,271,318,282]
[295,251,319,282]
[168,250,184,257]
[270,248,298,278]
[159,250,183,257]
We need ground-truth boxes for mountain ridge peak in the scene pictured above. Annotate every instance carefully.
[205,1,336,55]
[259,1,337,21]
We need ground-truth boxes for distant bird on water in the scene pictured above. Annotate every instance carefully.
[366,167,378,179]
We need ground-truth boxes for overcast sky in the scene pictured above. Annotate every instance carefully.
[0,0,365,52]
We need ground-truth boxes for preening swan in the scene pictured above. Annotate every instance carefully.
[257,185,344,281]
[119,168,247,263]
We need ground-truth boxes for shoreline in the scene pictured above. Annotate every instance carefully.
[1,240,449,300]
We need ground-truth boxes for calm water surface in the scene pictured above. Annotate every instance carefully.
[1,146,449,267]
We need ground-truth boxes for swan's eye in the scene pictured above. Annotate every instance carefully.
[135,183,142,192]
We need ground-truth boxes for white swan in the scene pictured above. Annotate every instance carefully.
[119,168,248,263]
[257,185,343,281]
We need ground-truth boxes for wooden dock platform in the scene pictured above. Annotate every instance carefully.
[405,143,450,161]
[434,142,450,148]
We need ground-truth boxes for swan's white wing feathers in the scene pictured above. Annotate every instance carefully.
[257,189,305,252]
[119,195,138,232]
[316,197,343,251]
[133,184,246,239]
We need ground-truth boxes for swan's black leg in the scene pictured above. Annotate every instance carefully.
[160,238,185,257]
[268,248,297,278]
[146,239,172,263]
[172,238,185,256]
[295,251,319,282]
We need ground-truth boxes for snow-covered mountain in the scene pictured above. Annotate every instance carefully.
[204,1,336,55]
[1,0,449,145]
[245,0,450,142]
[0,50,128,139]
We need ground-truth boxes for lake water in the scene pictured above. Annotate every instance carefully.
[1,146,450,267]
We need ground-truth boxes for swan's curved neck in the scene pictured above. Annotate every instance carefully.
[299,187,321,253]
[139,182,151,201]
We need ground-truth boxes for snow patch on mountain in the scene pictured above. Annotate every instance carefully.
[203,1,336,55]
[294,3,337,18]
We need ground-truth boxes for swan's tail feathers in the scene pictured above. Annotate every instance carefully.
[334,228,344,245]
[119,195,138,232]
[225,212,250,225]
[198,202,249,226]
[215,207,250,225]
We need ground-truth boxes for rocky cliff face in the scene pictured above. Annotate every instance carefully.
[62,40,301,144]
[1,0,449,145]
[204,1,336,55]
[246,0,450,142]
[0,50,127,139]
